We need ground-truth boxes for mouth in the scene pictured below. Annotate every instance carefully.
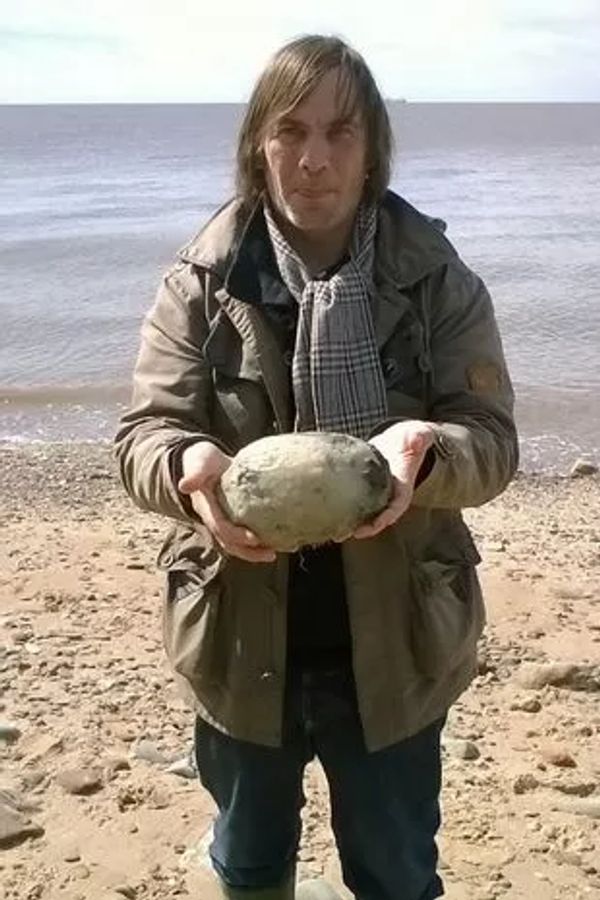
[295,188,334,199]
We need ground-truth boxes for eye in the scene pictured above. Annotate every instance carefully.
[329,122,356,140]
[275,123,302,140]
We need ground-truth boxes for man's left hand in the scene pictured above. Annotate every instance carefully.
[348,420,436,540]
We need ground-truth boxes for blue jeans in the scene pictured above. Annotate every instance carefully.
[193,664,445,900]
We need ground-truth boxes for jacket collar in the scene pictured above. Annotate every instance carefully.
[177,189,457,300]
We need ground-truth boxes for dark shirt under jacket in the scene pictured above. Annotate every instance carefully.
[226,208,353,668]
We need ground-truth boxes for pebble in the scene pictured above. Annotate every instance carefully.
[550,780,596,798]
[166,755,197,780]
[0,803,44,848]
[20,770,46,790]
[570,459,598,477]
[513,773,539,794]
[0,722,21,744]
[146,786,172,810]
[71,863,91,879]
[132,739,170,766]
[554,798,600,820]
[56,768,103,795]
[553,848,584,867]
[114,886,137,899]
[443,739,480,760]
[510,697,542,713]
[105,757,131,780]
[541,746,577,768]
[515,662,600,692]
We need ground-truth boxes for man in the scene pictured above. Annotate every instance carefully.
[115,34,518,900]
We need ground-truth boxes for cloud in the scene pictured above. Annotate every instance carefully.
[0,0,599,102]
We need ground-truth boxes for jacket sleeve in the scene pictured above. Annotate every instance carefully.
[412,259,519,509]
[114,263,228,524]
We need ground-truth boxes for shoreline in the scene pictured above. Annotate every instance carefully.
[2,418,599,479]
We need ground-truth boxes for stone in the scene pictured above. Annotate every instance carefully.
[554,798,600,820]
[56,767,103,795]
[541,746,577,768]
[513,774,539,794]
[0,802,44,848]
[21,770,46,790]
[105,757,131,780]
[114,886,137,899]
[550,780,596,798]
[569,459,598,477]
[146,786,172,810]
[443,738,480,760]
[166,755,197,780]
[112,724,137,743]
[515,662,600,692]
[132,739,170,766]
[27,733,65,762]
[71,863,91,879]
[554,849,584,867]
[218,432,393,551]
[510,698,542,713]
[0,722,21,744]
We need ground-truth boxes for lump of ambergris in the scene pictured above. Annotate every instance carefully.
[217,432,393,551]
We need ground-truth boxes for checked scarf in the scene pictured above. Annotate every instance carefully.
[264,202,388,440]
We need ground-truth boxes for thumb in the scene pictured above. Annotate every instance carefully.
[178,472,204,495]
[409,432,429,455]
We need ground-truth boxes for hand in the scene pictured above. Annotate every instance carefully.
[349,421,436,540]
[178,442,277,563]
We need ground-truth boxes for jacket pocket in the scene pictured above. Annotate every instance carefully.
[409,536,483,679]
[159,527,229,687]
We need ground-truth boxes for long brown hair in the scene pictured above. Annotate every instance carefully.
[236,35,393,206]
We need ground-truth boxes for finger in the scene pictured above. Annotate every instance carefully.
[201,490,264,548]
[179,469,222,495]
[352,482,411,539]
[219,541,277,563]
[178,472,203,495]
[333,530,354,544]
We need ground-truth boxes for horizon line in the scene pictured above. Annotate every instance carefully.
[1,98,599,106]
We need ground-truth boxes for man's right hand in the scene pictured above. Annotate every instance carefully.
[178,442,276,564]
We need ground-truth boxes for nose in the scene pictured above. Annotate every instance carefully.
[299,132,329,174]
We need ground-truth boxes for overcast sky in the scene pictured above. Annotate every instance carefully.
[1,0,599,103]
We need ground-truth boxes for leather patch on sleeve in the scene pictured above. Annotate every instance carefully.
[467,362,503,394]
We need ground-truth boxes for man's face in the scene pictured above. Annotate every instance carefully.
[261,69,368,242]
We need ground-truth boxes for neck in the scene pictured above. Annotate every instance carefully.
[277,217,355,276]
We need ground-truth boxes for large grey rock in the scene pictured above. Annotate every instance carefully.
[218,432,392,551]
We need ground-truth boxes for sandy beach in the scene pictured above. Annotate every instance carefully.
[1,441,599,900]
